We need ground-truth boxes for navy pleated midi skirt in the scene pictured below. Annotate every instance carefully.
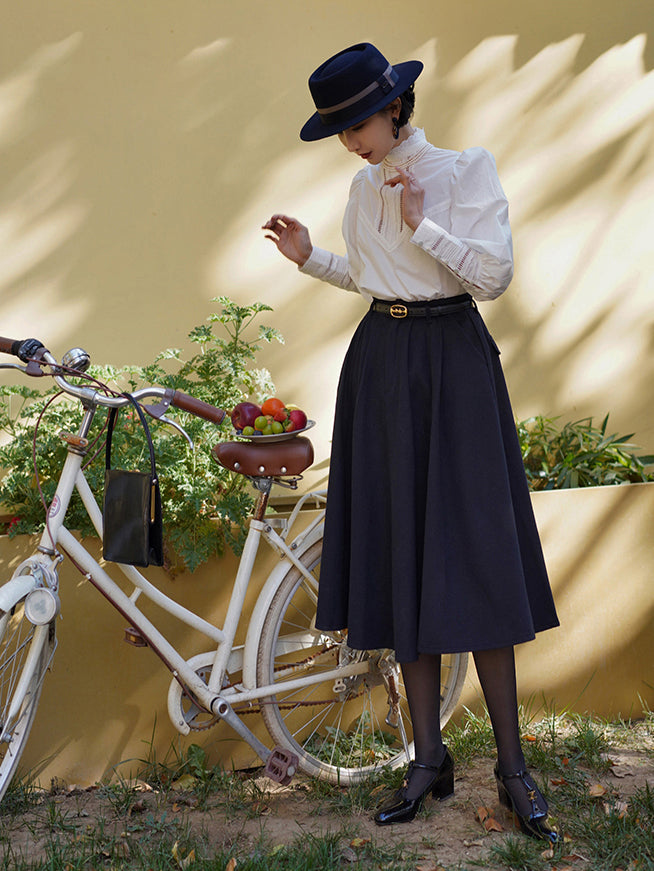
[315,294,559,663]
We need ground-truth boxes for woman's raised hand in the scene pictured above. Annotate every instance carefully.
[262,214,313,266]
[384,168,425,232]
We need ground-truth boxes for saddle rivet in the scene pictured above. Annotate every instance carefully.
[281,466,287,474]
[258,465,265,473]
[234,461,240,470]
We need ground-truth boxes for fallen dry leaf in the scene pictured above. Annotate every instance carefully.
[588,782,607,798]
[171,841,196,870]
[340,845,357,863]
[610,763,635,778]
[225,859,237,871]
[483,817,504,832]
[170,773,197,791]
[128,799,146,815]
[603,799,629,818]
[114,840,130,859]
[475,806,491,822]
[540,846,554,859]
[463,839,484,847]
[524,734,538,742]
[551,777,567,786]
[349,837,370,848]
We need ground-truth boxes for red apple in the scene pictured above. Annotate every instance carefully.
[285,408,307,432]
[231,401,262,430]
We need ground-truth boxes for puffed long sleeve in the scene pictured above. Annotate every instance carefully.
[410,148,513,301]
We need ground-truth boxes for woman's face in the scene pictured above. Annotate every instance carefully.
[337,107,398,165]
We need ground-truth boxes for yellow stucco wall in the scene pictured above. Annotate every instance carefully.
[1,0,653,476]
[1,0,653,785]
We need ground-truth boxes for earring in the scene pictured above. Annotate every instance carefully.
[392,117,400,139]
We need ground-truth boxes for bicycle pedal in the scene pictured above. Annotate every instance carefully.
[264,746,299,785]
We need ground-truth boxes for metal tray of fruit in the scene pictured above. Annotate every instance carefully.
[232,420,315,444]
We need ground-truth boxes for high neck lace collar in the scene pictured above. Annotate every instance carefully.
[382,127,428,168]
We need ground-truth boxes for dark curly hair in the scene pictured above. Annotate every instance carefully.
[396,84,416,128]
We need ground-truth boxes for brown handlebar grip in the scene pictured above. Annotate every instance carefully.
[171,390,227,424]
[0,337,18,355]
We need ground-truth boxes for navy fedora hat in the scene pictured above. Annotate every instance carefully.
[300,43,423,142]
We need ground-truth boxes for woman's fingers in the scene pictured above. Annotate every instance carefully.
[382,168,424,231]
[262,214,295,230]
[384,168,417,188]
[261,214,312,265]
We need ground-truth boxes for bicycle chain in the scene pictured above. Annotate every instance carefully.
[185,643,363,731]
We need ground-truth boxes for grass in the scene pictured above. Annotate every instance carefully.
[0,706,652,870]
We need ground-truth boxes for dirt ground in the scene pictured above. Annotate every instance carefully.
[4,746,653,870]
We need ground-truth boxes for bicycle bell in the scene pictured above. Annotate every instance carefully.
[61,347,91,372]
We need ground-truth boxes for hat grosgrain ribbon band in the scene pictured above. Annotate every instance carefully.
[316,64,399,124]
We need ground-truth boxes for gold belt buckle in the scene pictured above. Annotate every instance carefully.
[390,304,408,319]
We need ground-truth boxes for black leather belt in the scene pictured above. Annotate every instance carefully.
[371,298,475,318]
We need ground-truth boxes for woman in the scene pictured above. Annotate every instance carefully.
[263,42,559,840]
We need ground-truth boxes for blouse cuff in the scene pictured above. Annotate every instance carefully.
[411,218,481,287]
[298,246,357,292]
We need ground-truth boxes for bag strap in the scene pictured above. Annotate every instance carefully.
[105,393,158,483]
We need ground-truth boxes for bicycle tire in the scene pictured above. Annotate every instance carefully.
[0,598,55,803]
[256,538,468,784]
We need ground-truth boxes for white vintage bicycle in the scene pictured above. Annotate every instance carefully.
[0,335,468,802]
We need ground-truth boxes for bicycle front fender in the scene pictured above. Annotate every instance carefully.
[0,574,40,614]
[241,521,324,689]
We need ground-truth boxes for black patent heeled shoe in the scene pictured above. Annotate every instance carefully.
[494,765,559,843]
[374,749,454,826]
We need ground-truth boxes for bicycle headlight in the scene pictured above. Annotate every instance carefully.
[25,588,60,625]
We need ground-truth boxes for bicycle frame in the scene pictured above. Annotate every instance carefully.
[16,400,369,766]
[1,336,468,792]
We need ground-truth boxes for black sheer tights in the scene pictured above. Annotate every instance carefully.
[400,647,530,807]
[473,646,543,818]
[472,646,525,775]
[400,653,447,799]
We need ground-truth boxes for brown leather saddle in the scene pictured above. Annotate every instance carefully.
[212,436,314,478]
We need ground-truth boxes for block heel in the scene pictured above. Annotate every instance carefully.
[374,748,454,826]
[494,765,559,843]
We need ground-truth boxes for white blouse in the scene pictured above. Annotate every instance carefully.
[299,128,513,303]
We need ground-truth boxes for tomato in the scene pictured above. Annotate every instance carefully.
[261,397,285,416]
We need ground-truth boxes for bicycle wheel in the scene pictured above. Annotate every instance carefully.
[256,539,468,784]
[0,598,55,803]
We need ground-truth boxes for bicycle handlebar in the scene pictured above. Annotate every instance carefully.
[0,336,46,362]
[0,336,227,424]
[170,391,226,423]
